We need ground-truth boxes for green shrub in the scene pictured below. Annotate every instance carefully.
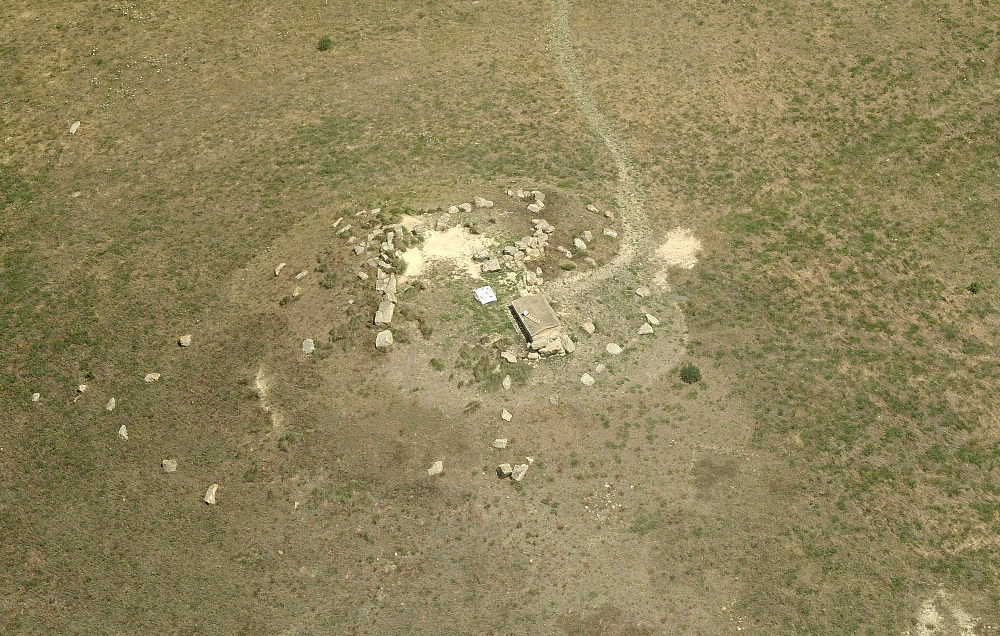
[317,35,332,51]
[560,262,576,271]
[967,281,981,294]
[680,363,702,384]
[429,357,446,371]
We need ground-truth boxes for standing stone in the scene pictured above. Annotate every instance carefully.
[375,330,393,351]
[374,300,395,328]
[204,484,218,505]
[302,339,315,354]
[581,373,596,387]
[606,343,623,355]
[117,425,128,440]
[427,461,444,476]
[502,375,512,391]
[178,334,192,347]
[162,459,177,473]
[561,334,576,354]
[105,397,116,412]
[638,323,654,335]
[635,286,651,298]
[497,463,513,478]
[274,262,287,276]
[31,392,40,402]
[501,409,512,422]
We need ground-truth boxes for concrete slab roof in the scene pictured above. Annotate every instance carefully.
[510,294,560,342]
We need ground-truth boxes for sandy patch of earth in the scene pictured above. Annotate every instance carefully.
[400,225,495,282]
[656,227,702,269]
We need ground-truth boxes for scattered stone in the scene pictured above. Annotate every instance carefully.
[581,373,595,386]
[638,323,654,335]
[31,392,40,402]
[581,321,596,335]
[292,286,302,298]
[587,204,599,213]
[178,334,192,347]
[526,352,540,361]
[78,384,88,393]
[549,396,559,405]
[635,286,651,298]
[502,375,512,390]
[335,224,351,236]
[511,464,529,482]
[413,225,428,239]
[385,274,398,295]
[531,190,545,203]
[357,271,369,281]
[606,343,623,355]
[524,270,537,285]
[604,210,615,220]
[645,314,660,326]
[561,334,576,354]
[204,483,218,505]
[161,459,177,473]
[473,196,494,208]
[501,351,518,364]
[539,338,565,356]
[595,363,607,374]
[501,409,512,422]
[482,258,501,273]
[105,397,116,412]
[69,121,81,135]
[117,425,128,440]
[354,244,365,255]
[447,205,460,216]
[436,213,451,230]
[527,203,541,214]
[497,463,513,478]
[375,330,393,351]
[473,249,491,262]
[583,257,597,267]
[494,438,508,449]
[144,373,160,383]
[427,461,444,476]
[458,203,473,213]
[374,300,395,328]
[603,228,618,239]
[295,270,308,280]
[582,231,593,243]
[274,262,287,276]
[302,339,315,354]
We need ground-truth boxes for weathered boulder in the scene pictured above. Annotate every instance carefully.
[638,323,654,335]
[178,334,192,347]
[581,321,596,335]
[645,313,660,326]
[375,330,393,351]
[635,286,651,298]
[162,459,177,473]
[204,484,218,505]
[374,301,395,328]
[274,262,287,276]
[473,196,494,208]
[427,461,444,476]
[482,258,501,273]
[606,343,623,355]
[581,373,595,387]
[561,334,576,354]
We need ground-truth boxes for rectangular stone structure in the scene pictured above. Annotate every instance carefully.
[510,294,560,343]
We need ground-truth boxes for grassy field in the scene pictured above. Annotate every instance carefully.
[2,0,998,633]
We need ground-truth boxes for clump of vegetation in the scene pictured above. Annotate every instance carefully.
[560,262,577,271]
[679,363,702,384]
[317,35,332,51]
[429,357,446,371]
[967,281,981,294]
[463,400,482,415]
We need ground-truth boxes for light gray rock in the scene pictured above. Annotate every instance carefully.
[573,238,587,251]
[447,205,460,216]
[511,464,529,482]
[531,190,544,202]
[561,334,576,354]
[603,228,618,239]
[413,225,428,239]
[584,257,597,267]
[586,204,599,213]
[524,270,537,285]
[386,274,397,295]
[539,339,565,356]
[604,210,615,220]
[582,231,593,243]
[581,373,595,386]
[638,323,654,335]
[162,459,177,473]
[527,203,541,214]
[473,249,491,262]
[473,196,494,208]
[595,363,607,374]
[526,352,540,361]
[77,384,88,393]
[31,392,40,402]
[581,321,596,335]
[606,343,623,355]
[493,438,508,449]
[482,258,501,273]
[501,351,518,364]
[357,271,369,281]
[458,203,473,213]
[274,262,287,276]
[354,244,365,255]
[204,484,218,505]
[69,121,81,135]
[646,313,660,326]
[635,286,651,298]
[497,463,513,478]
[436,213,451,230]
[105,397,116,412]
[502,375,512,391]
[427,460,444,476]
[375,330,393,351]
[374,300,395,328]
[501,409,512,422]
[117,425,128,440]
[144,373,160,383]
[178,334,192,347]
[549,396,559,405]
[302,339,315,354]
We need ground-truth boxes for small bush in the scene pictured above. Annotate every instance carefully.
[317,35,332,51]
[429,357,446,371]
[967,281,981,294]
[680,363,702,384]
[560,262,577,271]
